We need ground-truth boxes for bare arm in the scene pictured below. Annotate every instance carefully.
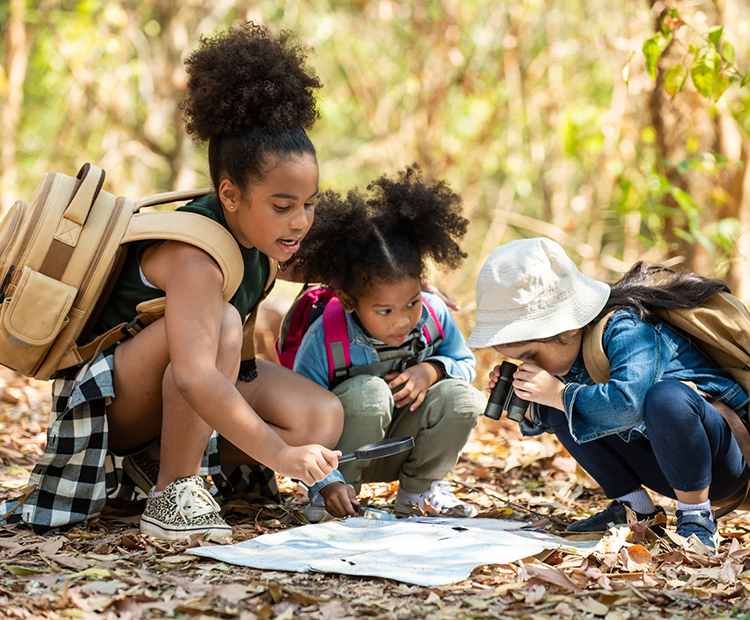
[142,241,339,485]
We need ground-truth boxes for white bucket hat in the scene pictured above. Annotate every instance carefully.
[466,237,610,348]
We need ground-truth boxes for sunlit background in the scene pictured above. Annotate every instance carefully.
[2,0,750,379]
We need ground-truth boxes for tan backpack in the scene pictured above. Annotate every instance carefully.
[581,291,750,514]
[0,163,271,380]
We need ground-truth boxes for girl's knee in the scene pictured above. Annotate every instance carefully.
[427,380,484,421]
[645,381,698,412]
[306,389,345,447]
[644,380,702,430]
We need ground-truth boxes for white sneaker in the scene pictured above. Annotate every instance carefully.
[303,492,329,523]
[396,480,478,517]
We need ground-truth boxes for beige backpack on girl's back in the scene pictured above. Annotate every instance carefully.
[582,292,750,514]
[0,163,252,380]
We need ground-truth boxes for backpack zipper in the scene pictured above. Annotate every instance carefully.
[0,202,25,293]
[6,175,55,291]
[74,196,125,307]
[0,202,24,259]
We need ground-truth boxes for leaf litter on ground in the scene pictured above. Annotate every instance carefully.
[1,369,750,619]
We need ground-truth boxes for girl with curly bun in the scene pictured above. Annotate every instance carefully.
[21,23,343,539]
[291,165,486,521]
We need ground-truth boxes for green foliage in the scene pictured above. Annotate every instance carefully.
[2,0,749,295]
[639,8,747,102]
[643,32,672,80]
[638,154,741,259]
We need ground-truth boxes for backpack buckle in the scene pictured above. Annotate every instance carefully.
[121,317,144,339]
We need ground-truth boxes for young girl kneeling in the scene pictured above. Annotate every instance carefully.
[468,237,750,553]
[22,23,343,539]
[292,166,486,520]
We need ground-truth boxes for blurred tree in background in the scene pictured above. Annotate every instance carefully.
[1,0,749,310]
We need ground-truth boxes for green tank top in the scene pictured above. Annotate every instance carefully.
[95,194,269,334]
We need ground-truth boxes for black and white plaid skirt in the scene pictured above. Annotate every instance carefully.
[18,347,278,534]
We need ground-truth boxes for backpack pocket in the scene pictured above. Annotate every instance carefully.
[2,266,77,346]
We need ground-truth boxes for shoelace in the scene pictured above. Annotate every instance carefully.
[174,480,222,523]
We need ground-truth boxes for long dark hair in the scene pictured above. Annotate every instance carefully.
[593,261,730,324]
[181,22,321,193]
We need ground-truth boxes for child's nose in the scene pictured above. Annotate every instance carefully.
[289,207,311,231]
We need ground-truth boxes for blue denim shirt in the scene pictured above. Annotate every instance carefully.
[522,308,748,444]
[293,291,477,388]
[294,291,477,497]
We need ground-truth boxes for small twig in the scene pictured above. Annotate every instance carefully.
[449,479,569,528]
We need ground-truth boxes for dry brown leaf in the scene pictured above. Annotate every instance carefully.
[574,596,609,616]
[620,544,653,572]
[524,562,584,593]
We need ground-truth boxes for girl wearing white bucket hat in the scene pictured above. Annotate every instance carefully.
[468,238,749,554]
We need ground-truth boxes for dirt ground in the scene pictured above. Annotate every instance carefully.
[1,361,750,620]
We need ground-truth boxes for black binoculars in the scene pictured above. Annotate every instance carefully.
[484,360,528,423]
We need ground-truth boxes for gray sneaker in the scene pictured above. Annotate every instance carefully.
[140,476,232,540]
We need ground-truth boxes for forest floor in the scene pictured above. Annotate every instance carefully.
[1,366,750,620]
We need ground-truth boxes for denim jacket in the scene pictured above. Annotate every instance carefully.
[522,308,748,444]
[294,291,477,497]
[293,291,477,389]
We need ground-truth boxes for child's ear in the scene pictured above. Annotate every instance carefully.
[336,290,355,313]
[218,178,240,211]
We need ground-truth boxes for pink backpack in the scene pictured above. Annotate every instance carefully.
[275,285,445,385]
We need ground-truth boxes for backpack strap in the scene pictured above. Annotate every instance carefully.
[581,311,614,384]
[40,164,107,280]
[71,210,246,369]
[239,257,278,363]
[322,297,351,384]
[421,298,444,344]
[122,210,244,301]
[325,295,445,386]
[133,188,214,211]
[711,398,750,517]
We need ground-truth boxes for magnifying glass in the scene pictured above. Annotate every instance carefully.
[338,436,414,463]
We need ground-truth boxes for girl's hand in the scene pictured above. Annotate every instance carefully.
[320,482,359,518]
[513,362,564,409]
[386,362,443,411]
[486,364,504,393]
[277,445,341,487]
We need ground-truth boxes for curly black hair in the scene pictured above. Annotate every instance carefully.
[181,22,322,192]
[294,165,469,301]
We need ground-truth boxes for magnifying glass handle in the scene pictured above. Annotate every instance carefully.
[337,453,356,464]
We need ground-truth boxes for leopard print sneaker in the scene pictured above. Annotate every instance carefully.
[123,450,160,495]
[140,476,232,540]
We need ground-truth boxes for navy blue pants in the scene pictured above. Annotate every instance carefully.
[540,380,750,501]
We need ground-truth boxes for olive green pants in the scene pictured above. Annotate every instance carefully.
[332,376,485,494]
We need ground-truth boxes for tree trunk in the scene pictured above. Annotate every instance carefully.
[0,0,31,212]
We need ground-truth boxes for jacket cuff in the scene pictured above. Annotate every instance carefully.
[306,469,346,497]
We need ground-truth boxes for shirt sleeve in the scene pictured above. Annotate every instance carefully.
[562,312,667,443]
[306,469,346,497]
[422,293,477,382]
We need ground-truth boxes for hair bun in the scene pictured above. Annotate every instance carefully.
[182,22,322,142]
